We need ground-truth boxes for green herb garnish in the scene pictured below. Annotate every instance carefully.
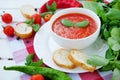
[61,19,89,28]
[61,19,74,27]
[75,20,89,28]
[25,19,34,26]
[87,55,109,66]
[25,20,40,32]
[41,12,53,18]
[32,24,40,32]
[46,1,56,13]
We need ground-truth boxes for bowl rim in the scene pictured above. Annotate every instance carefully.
[50,8,101,41]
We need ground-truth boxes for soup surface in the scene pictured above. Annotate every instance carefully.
[52,13,97,39]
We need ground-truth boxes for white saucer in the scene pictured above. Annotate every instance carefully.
[33,22,108,73]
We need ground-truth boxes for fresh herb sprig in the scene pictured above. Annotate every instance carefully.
[25,20,40,32]
[83,0,120,80]
[41,1,56,18]
[61,19,89,28]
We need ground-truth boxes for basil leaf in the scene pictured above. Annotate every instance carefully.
[33,24,40,32]
[112,1,120,10]
[93,0,104,2]
[82,2,98,13]
[111,27,120,38]
[25,54,43,67]
[46,1,56,13]
[111,68,120,80]
[106,9,120,20]
[25,19,34,26]
[100,63,114,71]
[105,48,115,59]
[112,43,120,51]
[46,3,51,11]
[103,28,110,40]
[75,20,89,28]
[116,61,120,70]
[61,19,74,27]
[51,1,56,12]
[108,37,118,48]
[87,55,109,66]
[41,12,53,18]
[109,20,120,26]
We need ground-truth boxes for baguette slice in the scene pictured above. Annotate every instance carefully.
[68,49,96,72]
[15,23,33,39]
[53,48,75,69]
[20,5,37,19]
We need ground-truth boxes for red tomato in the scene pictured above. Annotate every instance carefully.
[2,13,13,24]
[31,14,42,26]
[30,74,45,80]
[44,14,53,22]
[3,25,14,37]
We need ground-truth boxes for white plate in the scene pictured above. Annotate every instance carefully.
[34,22,108,73]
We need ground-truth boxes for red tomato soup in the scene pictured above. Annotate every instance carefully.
[52,13,97,39]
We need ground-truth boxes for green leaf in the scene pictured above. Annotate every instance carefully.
[46,1,56,13]
[112,1,120,10]
[105,48,116,59]
[106,9,120,20]
[25,20,34,26]
[41,12,53,17]
[25,54,43,67]
[116,61,120,70]
[100,63,114,71]
[82,2,98,13]
[25,54,34,65]
[111,68,120,80]
[111,27,120,38]
[112,43,120,51]
[61,19,74,27]
[75,20,89,28]
[87,55,109,66]
[103,28,110,40]
[93,0,104,2]
[100,23,108,39]
[109,20,120,26]
[108,37,119,49]
[33,24,40,32]
[51,1,56,12]
[46,3,51,11]
[29,59,43,67]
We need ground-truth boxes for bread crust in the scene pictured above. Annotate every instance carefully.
[15,23,33,39]
[52,48,75,69]
[68,49,96,72]
[20,5,37,19]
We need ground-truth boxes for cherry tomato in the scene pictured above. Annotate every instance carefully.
[31,14,42,25]
[30,74,45,80]
[2,13,13,24]
[3,25,14,37]
[44,14,53,22]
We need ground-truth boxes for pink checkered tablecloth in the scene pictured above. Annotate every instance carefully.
[0,0,114,80]
[5,27,113,80]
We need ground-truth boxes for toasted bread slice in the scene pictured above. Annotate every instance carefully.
[53,48,75,69]
[15,23,33,39]
[68,49,96,72]
[20,5,37,19]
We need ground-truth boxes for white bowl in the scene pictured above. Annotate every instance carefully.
[50,8,101,49]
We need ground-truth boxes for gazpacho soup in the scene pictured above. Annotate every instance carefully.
[52,13,97,39]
